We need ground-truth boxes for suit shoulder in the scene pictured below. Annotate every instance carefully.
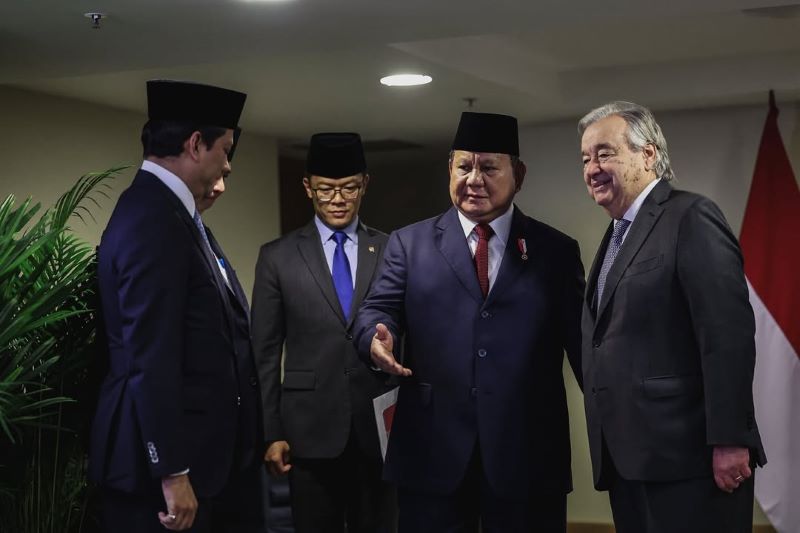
[392,212,445,238]
[360,223,389,242]
[667,188,724,217]
[258,225,307,253]
[524,216,578,248]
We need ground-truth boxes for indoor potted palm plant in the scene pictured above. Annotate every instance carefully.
[0,166,126,533]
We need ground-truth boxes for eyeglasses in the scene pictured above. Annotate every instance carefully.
[311,184,362,202]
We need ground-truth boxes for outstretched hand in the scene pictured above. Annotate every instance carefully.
[370,323,412,376]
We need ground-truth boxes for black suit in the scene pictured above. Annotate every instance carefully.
[90,169,263,532]
[582,180,766,532]
[251,219,396,532]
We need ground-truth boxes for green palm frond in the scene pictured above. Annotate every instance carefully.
[0,166,127,442]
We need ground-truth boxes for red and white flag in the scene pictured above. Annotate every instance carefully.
[740,92,800,533]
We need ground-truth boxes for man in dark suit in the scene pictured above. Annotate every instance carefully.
[353,112,585,532]
[90,80,263,532]
[251,133,396,533]
[578,101,766,532]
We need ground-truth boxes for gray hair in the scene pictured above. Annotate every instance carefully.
[578,101,674,181]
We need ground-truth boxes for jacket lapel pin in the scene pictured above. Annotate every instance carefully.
[368,246,375,253]
[517,238,528,261]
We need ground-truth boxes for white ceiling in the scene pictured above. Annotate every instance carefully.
[2,0,799,148]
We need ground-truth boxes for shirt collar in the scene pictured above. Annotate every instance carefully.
[314,215,360,244]
[141,160,196,216]
[456,203,514,245]
[622,178,660,223]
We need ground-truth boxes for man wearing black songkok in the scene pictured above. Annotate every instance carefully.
[353,112,585,531]
[251,132,397,532]
[90,80,264,532]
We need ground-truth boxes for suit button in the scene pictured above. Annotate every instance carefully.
[480,311,490,319]
[250,375,258,387]
[477,349,487,358]
[470,387,478,397]
[345,333,354,341]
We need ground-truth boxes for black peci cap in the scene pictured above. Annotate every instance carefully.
[306,132,366,178]
[451,112,519,156]
[146,80,246,130]
[227,127,242,162]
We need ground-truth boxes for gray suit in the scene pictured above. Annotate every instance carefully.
[582,180,765,532]
[251,219,395,532]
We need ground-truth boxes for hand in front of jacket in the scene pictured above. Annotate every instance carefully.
[712,446,751,493]
[159,473,198,530]
[370,323,412,377]
[265,440,292,476]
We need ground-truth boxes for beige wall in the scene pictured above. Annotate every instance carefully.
[2,86,793,527]
[0,86,280,296]
[517,100,800,526]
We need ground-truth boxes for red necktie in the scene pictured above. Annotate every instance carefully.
[474,223,493,298]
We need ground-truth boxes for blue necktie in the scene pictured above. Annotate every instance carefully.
[194,211,231,290]
[193,211,214,253]
[596,218,631,307]
[331,231,354,319]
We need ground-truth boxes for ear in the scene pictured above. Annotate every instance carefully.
[302,177,314,200]
[360,173,370,195]
[514,159,527,192]
[642,143,657,172]
[185,131,204,162]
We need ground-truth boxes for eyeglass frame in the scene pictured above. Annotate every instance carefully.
[309,183,364,202]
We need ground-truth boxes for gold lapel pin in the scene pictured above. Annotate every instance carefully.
[368,246,375,253]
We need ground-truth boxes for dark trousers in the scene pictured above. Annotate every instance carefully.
[603,436,755,533]
[397,446,566,533]
[288,434,396,533]
[609,473,755,533]
[100,464,265,533]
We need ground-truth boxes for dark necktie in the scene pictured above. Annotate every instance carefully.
[474,223,494,298]
[596,218,631,307]
[331,231,354,319]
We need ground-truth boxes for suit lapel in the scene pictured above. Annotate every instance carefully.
[143,172,234,340]
[144,171,229,301]
[297,221,347,324]
[206,227,249,315]
[486,206,534,306]
[436,207,483,305]
[595,180,669,321]
[349,223,381,328]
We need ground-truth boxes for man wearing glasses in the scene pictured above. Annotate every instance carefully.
[251,133,396,532]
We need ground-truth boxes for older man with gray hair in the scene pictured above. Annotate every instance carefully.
[578,101,766,532]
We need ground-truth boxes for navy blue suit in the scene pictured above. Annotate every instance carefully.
[89,170,263,530]
[353,206,584,529]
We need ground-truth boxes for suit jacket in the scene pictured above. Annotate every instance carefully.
[353,206,585,498]
[582,180,766,490]
[89,169,262,497]
[251,219,393,459]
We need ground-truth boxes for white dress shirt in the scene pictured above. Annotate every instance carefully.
[456,203,515,293]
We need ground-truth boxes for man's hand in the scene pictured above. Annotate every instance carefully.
[370,323,412,377]
[264,440,292,476]
[159,474,198,530]
[712,446,751,493]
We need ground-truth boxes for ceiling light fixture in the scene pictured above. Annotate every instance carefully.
[380,74,433,87]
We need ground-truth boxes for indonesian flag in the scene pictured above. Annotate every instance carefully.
[740,92,800,533]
